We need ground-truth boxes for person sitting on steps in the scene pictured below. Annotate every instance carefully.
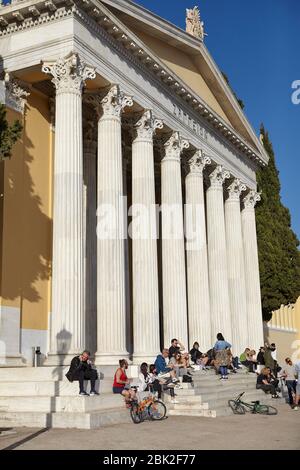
[112,359,136,407]
[149,364,179,404]
[256,367,279,398]
[66,350,99,396]
[154,348,179,383]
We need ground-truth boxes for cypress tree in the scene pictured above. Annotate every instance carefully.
[0,103,22,160]
[256,125,300,321]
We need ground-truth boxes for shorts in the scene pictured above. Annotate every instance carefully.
[113,386,125,394]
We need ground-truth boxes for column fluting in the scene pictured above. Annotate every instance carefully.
[42,54,95,363]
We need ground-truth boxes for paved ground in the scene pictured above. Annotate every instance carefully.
[0,403,299,450]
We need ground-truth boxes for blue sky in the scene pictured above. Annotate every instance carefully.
[135,0,300,240]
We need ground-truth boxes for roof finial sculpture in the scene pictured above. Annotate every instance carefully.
[186,6,206,41]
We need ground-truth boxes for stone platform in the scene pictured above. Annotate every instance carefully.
[0,367,285,428]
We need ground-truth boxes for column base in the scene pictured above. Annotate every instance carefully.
[94,352,130,366]
[132,354,159,365]
[0,354,26,367]
[45,352,83,366]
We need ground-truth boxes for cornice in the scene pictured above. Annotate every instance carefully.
[0,0,267,167]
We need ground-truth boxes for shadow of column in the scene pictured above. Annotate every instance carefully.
[47,328,72,428]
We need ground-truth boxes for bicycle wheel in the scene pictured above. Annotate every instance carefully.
[148,400,167,420]
[130,402,143,424]
[256,404,278,415]
[228,400,245,415]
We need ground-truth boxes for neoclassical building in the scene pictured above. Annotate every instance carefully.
[0,0,269,366]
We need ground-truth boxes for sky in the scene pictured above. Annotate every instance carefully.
[135,0,300,240]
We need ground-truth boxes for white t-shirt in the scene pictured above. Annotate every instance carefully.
[271,349,277,361]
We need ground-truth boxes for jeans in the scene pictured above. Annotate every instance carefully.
[78,369,98,393]
[286,380,297,404]
[256,383,276,395]
[220,366,228,376]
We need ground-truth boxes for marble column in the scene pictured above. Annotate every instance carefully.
[206,165,232,344]
[242,190,264,350]
[160,132,189,348]
[42,54,95,363]
[225,178,248,355]
[89,85,133,364]
[185,151,211,351]
[131,110,162,363]
[83,119,97,355]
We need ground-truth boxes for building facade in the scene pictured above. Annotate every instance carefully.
[0,0,269,366]
[264,297,300,366]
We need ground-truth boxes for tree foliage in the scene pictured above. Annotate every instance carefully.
[256,125,300,321]
[221,72,245,110]
[0,102,22,160]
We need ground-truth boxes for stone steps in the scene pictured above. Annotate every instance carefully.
[0,394,123,413]
[0,365,138,382]
[0,379,114,396]
[166,371,284,418]
[169,409,215,418]
[0,407,131,429]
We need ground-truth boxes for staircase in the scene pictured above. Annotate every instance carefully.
[0,366,131,429]
[165,369,284,417]
[0,367,285,428]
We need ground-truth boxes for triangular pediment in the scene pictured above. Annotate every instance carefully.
[101,0,266,158]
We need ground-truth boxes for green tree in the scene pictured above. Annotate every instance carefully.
[0,102,22,160]
[221,72,245,110]
[256,125,300,321]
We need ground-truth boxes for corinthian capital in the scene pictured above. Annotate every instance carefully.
[227,178,247,201]
[5,73,30,114]
[207,165,230,188]
[133,110,163,140]
[243,190,261,209]
[42,53,96,95]
[160,131,189,162]
[186,150,211,176]
[101,84,133,117]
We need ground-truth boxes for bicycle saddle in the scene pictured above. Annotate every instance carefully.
[251,400,260,404]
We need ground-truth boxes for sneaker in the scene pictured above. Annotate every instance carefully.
[90,391,100,396]
[271,394,279,399]
[224,376,229,380]
[79,391,89,396]
[293,406,298,411]
[171,399,179,404]
[220,376,225,380]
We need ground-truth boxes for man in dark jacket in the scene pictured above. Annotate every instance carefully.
[66,350,99,396]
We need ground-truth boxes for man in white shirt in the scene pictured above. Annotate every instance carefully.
[282,358,297,407]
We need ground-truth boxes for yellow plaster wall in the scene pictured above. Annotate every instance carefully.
[128,28,232,126]
[0,109,24,312]
[0,91,52,331]
[264,297,300,365]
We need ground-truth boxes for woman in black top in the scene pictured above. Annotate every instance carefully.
[189,342,202,364]
[256,367,278,398]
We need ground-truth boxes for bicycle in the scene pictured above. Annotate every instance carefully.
[129,388,167,424]
[228,392,278,415]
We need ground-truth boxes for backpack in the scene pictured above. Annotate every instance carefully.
[182,374,193,383]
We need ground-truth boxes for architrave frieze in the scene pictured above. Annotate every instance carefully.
[0,0,267,170]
